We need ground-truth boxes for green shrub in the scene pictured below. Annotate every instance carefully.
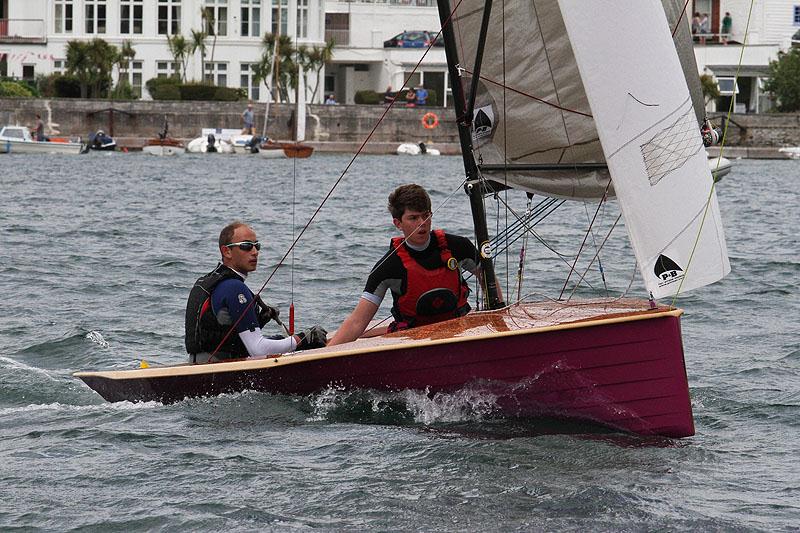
[145,76,181,99]
[178,83,217,100]
[213,86,242,101]
[0,80,34,97]
[110,80,137,100]
[54,75,82,98]
[153,84,181,100]
[354,90,381,104]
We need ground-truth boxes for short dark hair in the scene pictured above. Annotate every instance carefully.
[388,184,431,220]
[219,221,247,248]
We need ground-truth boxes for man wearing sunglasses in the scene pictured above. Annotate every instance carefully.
[185,221,327,362]
[329,184,502,346]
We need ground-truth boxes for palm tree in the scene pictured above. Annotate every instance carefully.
[304,39,334,103]
[189,29,208,82]
[65,40,92,98]
[86,38,118,98]
[202,8,218,70]
[116,39,136,85]
[166,33,189,82]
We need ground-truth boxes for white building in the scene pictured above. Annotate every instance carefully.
[0,0,327,101]
[323,0,447,105]
[691,0,800,113]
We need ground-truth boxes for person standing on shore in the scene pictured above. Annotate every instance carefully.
[721,12,732,45]
[32,114,45,141]
[241,101,255,135]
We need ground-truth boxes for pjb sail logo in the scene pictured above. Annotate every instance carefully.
[654,254,685,288]
[473,107,494,142]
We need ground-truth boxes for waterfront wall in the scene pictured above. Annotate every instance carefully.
[1,98,799,154]
[0,97,460,152]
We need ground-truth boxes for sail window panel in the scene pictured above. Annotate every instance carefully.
[717,77,739,95]
[159,0,181,36]
[120,0,143,35]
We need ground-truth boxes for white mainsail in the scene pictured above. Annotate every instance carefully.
[558,1,729,298]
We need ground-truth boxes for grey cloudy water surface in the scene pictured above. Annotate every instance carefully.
[0,153,798,531]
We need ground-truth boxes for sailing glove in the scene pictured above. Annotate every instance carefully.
[296,325,328,350]
[255,297,280,327]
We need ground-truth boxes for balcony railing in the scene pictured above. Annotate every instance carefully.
[0,19,46,43]
[325,29,350,47]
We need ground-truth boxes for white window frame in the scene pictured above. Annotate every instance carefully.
[127,60,143,98]
[53,59,66,74]
[157,60,179,78]
[120,0,143,35]
[272,0,288,36]
[158,0,182,36]
[717,77,739,96]
[54,0,73,34]
[296,0,308,39]
[204,1,228,37]
[794,6,800,25]
[240,63,260,100]
[205,61,228,86]
[241,0,261,37]
[85,0,107,34]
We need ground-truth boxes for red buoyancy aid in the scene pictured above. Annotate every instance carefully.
[389,229,470,330]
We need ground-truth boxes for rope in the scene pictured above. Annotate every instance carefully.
[669,0,755,307]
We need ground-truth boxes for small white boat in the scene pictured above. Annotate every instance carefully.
[396,142,441,156]
[231,134,259,154]
[142,137,184,156]
[708,152,732,181]
[778,146,800,159]
[186,134,234,154]
[0,125,84,154]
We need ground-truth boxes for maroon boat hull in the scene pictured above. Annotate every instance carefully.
[76,305,693,437]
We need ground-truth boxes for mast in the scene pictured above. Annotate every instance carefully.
[436,0,504,309]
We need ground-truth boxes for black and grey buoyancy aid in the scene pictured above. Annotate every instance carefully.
[184,264,249,359]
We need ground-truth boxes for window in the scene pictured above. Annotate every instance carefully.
[158,0,181,35]
[272,0,288,36]
[296,0,308,39]
[157,60,179,78]
[241,0,261,37]
[717,77,739,95]
[121,0,143,34]
[794,6,800,25]
[53,59,66,74]
[54,0,73,34]
[127,60,143,98]
[22,64,35,80]
[85,0,107,34]
[205,62,227,86]
[204,1,228,37]
[241,63,260,100]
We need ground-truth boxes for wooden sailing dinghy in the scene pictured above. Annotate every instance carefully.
[75,2,729,438]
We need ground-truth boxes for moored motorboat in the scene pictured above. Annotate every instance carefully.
[142,137,184,156]
[0,125,84,154]
[708,151,732,181]
[778,146,800,159]
[87,130,116,151]
[186,133,234,154]
[397,142,441,156]
[258,139,314,158]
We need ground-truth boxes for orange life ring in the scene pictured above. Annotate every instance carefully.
[421,112,439,130]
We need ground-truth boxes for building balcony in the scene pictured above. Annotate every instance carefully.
[0,19,46,44]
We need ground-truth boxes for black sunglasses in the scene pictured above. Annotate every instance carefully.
[225,241,261,251]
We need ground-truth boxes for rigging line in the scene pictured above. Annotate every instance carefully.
[583,201,609,296]
[670,0,755,307]
[558,179,612,300]
[459,67,593,119]
[531,0,576,164]
[207,19,462,361]
[566,213,622,301]
[672,0,692,37]
[501,0,509,301]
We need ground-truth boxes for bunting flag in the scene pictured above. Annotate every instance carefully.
[0,51,55,61]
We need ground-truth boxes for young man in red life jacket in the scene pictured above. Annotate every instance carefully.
[328,184,502,346]
[185,221,326,363]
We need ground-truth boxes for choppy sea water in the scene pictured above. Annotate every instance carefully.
[0,152,798,531]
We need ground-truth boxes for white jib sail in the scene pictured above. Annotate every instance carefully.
[559,0,730,299]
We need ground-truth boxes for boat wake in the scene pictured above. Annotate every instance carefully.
[305,385,500,425]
